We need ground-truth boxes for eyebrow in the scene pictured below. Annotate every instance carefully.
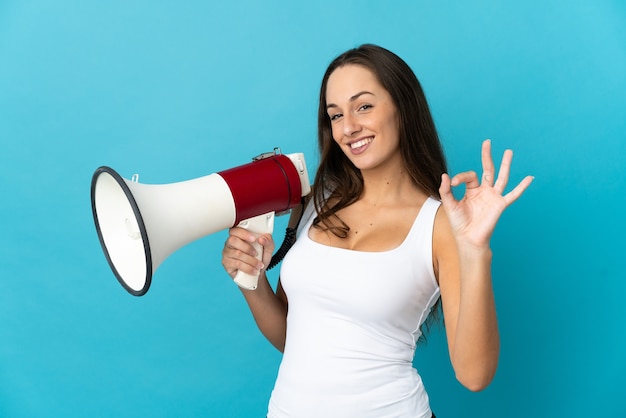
[326,90,375,110]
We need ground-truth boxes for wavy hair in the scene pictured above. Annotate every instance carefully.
[312,44,447,236]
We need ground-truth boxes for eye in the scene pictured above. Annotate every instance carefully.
[329,113,343,121]
[358,103,373,111]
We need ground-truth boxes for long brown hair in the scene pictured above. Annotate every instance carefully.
[313,44,447,236]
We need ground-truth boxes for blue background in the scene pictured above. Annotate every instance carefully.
[1,1,625,416]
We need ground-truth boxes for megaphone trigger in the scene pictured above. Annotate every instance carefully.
[233,212,276,290]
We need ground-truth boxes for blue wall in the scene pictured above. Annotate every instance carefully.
[1,1,624,416]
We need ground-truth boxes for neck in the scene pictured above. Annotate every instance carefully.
[360,166,419,206]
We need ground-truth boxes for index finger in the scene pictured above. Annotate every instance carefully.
[228,226,258,243]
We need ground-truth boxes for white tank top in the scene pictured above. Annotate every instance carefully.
[267,197,441,418]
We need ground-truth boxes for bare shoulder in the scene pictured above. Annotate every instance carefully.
[432,203,458,282]
[433,203,454,250]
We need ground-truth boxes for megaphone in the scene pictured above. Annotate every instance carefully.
[91,148,310,296]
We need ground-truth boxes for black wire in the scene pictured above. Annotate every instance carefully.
[267,227,297,270]
[267,197,307,271]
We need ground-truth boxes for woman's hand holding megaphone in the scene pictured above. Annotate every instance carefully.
[222,217,276,290]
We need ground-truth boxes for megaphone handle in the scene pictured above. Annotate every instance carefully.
[233,212,275,290]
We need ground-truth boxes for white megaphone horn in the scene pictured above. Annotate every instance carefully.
[91,148,310,296]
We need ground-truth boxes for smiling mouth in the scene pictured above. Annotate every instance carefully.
[350,137,373,149]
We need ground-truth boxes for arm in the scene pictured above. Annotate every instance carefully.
[435,210,498,391]
[436,139,533,391]
[222,227,288,351]
[221,203,306,352]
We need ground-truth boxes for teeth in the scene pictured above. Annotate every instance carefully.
[350,137,372,149]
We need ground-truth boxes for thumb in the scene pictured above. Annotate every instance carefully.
[257,234,275,267]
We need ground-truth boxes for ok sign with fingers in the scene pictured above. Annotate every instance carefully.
[439,139,534,248]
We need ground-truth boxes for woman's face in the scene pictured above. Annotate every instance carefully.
[325,64,401,173]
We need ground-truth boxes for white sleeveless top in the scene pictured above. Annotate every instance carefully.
[267,197,441,418]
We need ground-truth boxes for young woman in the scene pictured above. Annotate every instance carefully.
[222,44,533,418]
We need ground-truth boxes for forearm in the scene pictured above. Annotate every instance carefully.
[239,272,288,352]
[450,245,499,391]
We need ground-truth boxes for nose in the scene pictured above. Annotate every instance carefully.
[342,112,361,137]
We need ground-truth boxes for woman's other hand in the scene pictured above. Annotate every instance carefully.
[439,139,533,248]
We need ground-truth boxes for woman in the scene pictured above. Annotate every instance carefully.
[222,44,533,418]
